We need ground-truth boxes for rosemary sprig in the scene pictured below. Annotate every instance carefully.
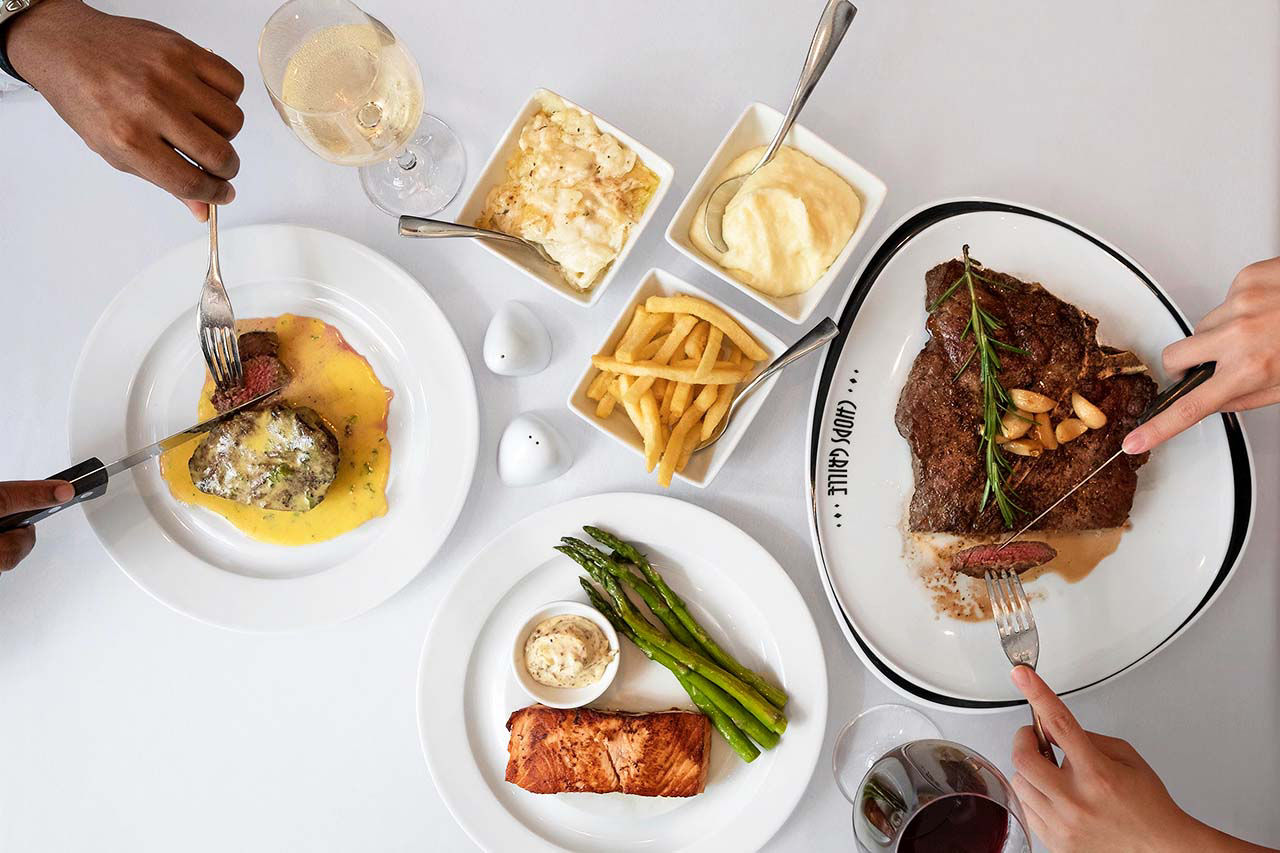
[930,246,1030,527]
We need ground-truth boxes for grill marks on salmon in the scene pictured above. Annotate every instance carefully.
[505,705,711,797]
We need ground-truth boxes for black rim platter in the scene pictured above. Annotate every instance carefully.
[806,199,1254,710]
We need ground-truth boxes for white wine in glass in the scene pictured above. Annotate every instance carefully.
[259,0,466,215]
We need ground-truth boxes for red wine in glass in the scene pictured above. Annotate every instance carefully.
[897,794,1011,853]
[847,738,1030,852]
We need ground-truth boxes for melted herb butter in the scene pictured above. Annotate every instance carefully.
[159,314,393,545]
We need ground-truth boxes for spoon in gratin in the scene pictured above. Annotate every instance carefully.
[694,317,839,453]
[398,216,561,271]
[703,0,857,253]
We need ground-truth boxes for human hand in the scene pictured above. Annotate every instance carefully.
[1123,257,1280,454]
[0,480,73,572]
[4,0,244,221]
[1009,667,1271,853]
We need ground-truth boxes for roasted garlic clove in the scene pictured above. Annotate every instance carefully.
[1009,389,1056,414]
[1071,392,1108,429]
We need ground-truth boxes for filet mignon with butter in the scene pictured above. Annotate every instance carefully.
[189,404,339,512]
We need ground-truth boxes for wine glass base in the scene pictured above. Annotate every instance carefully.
[832,704,941,805]
[360,113,466,217]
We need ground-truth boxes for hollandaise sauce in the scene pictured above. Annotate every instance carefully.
[160,314,393,545]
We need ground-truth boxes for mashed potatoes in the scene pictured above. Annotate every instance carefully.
[477,92,659,290]
[690,146,860,298]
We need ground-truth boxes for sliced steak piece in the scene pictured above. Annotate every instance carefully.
[950,541,1057,577]
[210,331,292,413]
[896,257,1157,534]
[505,705,711,797]
[188,404,339,511]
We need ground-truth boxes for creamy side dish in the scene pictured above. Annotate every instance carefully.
[477,92,659,290]
[690,145,860,298]
[523,614,615,689]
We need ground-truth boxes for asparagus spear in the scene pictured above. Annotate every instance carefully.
[585,525,789,710]
[560,538,702,648]
[596,567,787,736]
[581,580,762,762]
[572,571,780,751]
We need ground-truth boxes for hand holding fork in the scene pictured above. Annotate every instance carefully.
[985,569,1057,764]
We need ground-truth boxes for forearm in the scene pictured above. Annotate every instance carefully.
[1181,814,1277,853]
[2,0,89,88]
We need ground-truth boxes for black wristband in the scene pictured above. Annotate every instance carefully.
[0,19,30,86]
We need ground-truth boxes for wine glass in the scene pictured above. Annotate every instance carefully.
[258,0,466,216]
[833,705,1031,853]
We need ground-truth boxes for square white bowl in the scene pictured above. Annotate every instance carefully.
[456,88,675,307]
[567,268,784,488]
[665,102,887,324]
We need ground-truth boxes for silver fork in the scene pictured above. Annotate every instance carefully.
[197,204,243,391]
[984,569,1058,765]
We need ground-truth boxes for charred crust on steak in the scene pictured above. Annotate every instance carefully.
[897,258,1157,534]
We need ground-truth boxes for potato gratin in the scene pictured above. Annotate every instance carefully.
[477,93,659,290]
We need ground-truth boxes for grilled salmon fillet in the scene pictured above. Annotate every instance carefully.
[505,705,711,797]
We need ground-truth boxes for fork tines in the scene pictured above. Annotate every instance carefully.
[201,325,243,390]
[983,569,1035,637]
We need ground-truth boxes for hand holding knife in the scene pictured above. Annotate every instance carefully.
[998,362,1216,548]
[0,388,280,534]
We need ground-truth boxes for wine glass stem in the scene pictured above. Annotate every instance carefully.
[396,149,418,171]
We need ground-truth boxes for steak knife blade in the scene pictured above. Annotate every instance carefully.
[0,386,282,533]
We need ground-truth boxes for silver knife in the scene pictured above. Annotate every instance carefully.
[997,361,1216,549]
[0,387,282,533]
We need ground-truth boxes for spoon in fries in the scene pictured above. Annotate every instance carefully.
[702,0,857,252]
[694,317,838,453]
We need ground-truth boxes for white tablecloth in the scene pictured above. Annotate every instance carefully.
[1,1,1276,850]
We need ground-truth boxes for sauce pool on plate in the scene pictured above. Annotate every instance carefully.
[160,314,393,545]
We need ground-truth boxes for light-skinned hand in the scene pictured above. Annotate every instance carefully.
[4,0,244,221]
[1009,666,1274,853]
[0,480,73,572]
[1123,257,1280,454]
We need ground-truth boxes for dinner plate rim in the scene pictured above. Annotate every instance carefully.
[66,223,480,631]
[804,197,1256,712]
[416,491,829,852]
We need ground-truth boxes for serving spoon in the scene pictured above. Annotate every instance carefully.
[703,0,857,253]
[398,216,561,272]
[694,317,839,453]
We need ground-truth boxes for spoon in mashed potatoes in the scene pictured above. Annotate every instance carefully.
[704,0,856,252]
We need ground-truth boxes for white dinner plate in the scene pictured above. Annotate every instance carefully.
[68,224,478,631]
[806,199,1254,710]
[417,492,828,852]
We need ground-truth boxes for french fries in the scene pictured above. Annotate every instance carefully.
[587,293,764,487]
[645,295,769,362]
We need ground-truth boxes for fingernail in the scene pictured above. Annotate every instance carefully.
[1122,431,1147,454]
[53,483,74,503]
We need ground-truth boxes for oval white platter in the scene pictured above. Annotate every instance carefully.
[68,224,478,631]
[806,199,1254,710]
[417,492,827,852]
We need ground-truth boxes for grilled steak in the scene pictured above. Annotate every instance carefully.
[951,541,1057,577]
[505,705,711,797]
[896,257,1157,534]
[189,404,339,511]
[210,331,292,413]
